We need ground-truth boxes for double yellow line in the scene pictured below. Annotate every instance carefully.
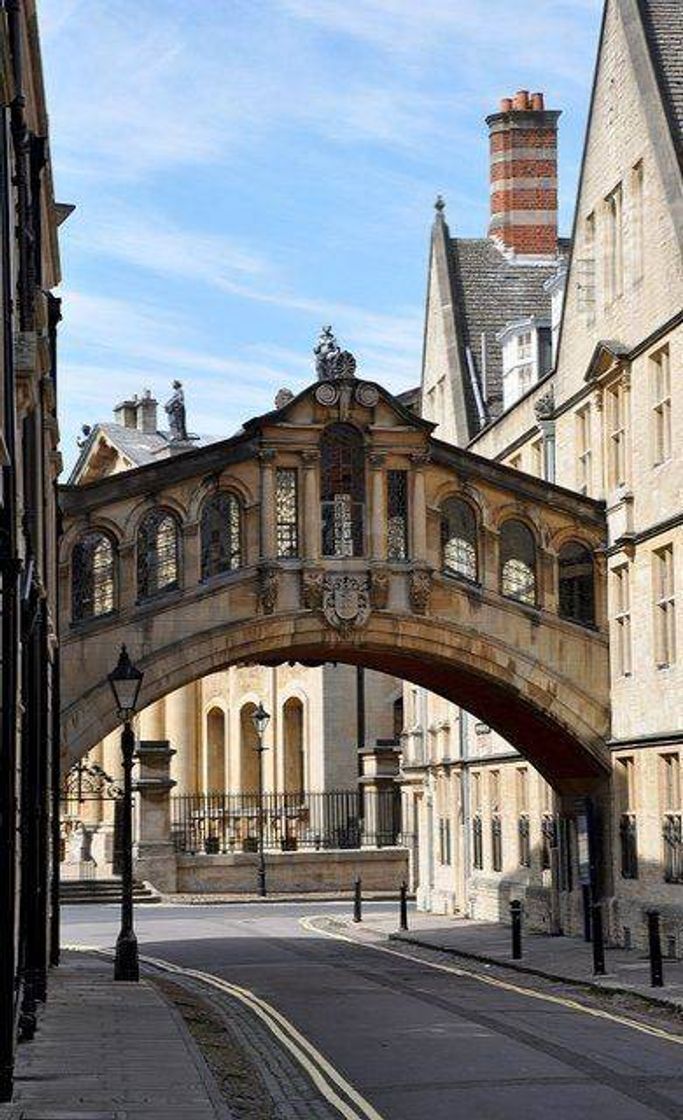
[65,944,385,1120]
[299,917,683,1047]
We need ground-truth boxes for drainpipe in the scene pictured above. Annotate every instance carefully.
[459,709,472,917]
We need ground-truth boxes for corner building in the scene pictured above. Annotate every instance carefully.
[406,0,683,951]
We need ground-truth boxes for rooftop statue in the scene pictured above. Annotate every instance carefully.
[165,379,187,442]
[314,325,356,381]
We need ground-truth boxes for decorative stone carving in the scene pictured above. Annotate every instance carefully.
[410,568,432,615]
[410,450,431,468]
[534,388,555,421]
[274,387,294,409]
[315,382,339,407]
[355,383,379,408]
[370,568,390,610]
[257,563,279,615]
[314,325,357,381]
[302,568,325,610]
[322,573,371,636]
[165,380,188,441]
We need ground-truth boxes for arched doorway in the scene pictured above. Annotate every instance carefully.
[283,698,305,796]
[239,703,260,793]
[205,707,226,792]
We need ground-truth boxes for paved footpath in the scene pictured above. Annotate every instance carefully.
[349,910,683,1009]
[0,952,232,1120]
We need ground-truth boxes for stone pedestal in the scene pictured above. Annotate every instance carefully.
[134,739,177,893]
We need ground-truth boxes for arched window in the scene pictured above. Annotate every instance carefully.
[201,492,241,579]
[320,423,365,556]
[441,498,478,581]
[559,541,595,626]
[205,707,226,792]
[283,697,305,797]
[500,519,536,604]
[72,531,116,622]
[239,703,260,793]
[137,508,180,599]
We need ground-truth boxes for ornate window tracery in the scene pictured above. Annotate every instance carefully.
[200,492,241,579]
[137,508,180,599]
[320,423,365,557]
[558,541,595,626]
[276,468,299,558]
[500,519,536,604]
[387,470,408,560]
[72,531,116,622]
[441,497,477,581]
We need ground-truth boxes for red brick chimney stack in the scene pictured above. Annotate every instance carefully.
[487,91,560,257]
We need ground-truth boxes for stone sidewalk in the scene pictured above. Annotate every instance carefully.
[343,910,683,1011]
[0,953,233,1120]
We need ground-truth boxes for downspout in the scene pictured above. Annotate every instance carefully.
[459,709,472,917]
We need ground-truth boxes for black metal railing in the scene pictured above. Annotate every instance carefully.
[663,813,682,883]
[619,812,639,879]
[171,789,403,855]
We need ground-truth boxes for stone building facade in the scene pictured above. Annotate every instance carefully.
[406,0,683,952]
[0,0,67,1100]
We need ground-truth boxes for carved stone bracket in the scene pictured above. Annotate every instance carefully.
[410,450,431,469]
[370,568,390,610]
[534,387,555,421]
[257,563,279,615]
[410,568,432,615]
[322,573,371,636]
[301,568,325,610]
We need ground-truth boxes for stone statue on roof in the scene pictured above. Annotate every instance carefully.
[165,379,187,441]
[314,326,356,381]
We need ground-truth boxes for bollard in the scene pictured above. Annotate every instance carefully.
[399,882,408,931]
[510,899,523,960]
[647,909,664,988]
[353,877,362,923]
[591,901,606,976]
[582,884,592,942]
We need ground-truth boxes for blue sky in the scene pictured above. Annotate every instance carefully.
[40,0,603,470]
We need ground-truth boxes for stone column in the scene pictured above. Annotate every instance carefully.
[369,452,386,562]
[134,740,177,893]
[118,541,137,611]
[259,449,277,560]
[165,684,197,795]
[410,452,429,564]
[300,449,320,562]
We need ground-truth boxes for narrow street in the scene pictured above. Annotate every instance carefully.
[62,903,683,1120]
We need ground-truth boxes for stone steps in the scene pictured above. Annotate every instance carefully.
[60,878,160,904]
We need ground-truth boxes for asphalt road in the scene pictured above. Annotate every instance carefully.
[61,903,683,1120]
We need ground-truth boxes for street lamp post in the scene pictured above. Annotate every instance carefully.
[251,702,270,897]
[108,645,143,982]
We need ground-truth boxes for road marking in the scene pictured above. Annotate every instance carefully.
[298,918,683,1047]
[64,944,385,1120]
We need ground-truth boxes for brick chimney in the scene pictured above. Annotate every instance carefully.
[487,91,560,257]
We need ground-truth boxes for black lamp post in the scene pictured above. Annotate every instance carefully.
[108,645,143,981]
[251,702,270,897]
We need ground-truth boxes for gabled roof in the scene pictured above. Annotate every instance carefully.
[449,237,566,420]
[637,0,683,167]
[68,423,211,485]
[584,339,630,381]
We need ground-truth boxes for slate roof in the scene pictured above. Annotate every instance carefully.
[448,238,567,424]
[638,0,683,165]
[68,423,211,484]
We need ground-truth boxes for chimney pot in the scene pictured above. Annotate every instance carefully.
[500,97,513,112]
[530,92,545,111]
[512,90,530,111]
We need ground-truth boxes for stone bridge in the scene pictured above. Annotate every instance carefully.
[59,375,609,793]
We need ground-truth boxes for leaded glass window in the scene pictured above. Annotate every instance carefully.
[201,492,241,579]
[321,423,365,557]
[72,531,115,622]
[441,497,477,581]
[137,509,180,599]
[500,519,536,604]
[276,468,299,558]
[387,470,408,560]
[558,541,594,626]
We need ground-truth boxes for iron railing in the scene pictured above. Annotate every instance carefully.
[619,812,639,879]
[663,813,682,883]
[171,789,403,855]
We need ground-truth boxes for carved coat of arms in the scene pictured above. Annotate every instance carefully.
[322,574,371,635]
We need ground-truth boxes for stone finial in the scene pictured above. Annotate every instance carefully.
[274,387,294,410]
[434,194,446,214]
[314,326,356,381]
[76,424,91,449]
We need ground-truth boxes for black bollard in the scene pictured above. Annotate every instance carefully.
[510,899,523,959]
[591,901,606,976]
[353,877,362,923]
[399,882,408,931]
[647,909,664,988]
